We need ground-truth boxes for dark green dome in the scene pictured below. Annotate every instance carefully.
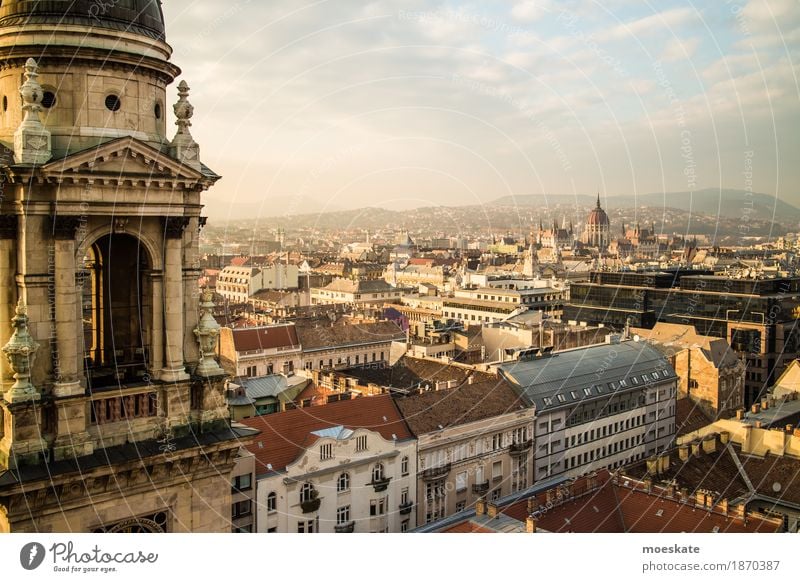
[0,0,166,41]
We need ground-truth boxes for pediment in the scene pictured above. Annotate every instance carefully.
[40,136,203,182]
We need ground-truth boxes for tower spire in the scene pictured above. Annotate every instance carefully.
[596,192,601,208]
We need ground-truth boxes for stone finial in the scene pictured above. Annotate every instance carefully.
[14,58,52,165]
[170,80,201,170]
[193,288,224,377]
[2,298,41,403]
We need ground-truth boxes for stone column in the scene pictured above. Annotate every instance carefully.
[150,272,164,375]
[0,215,17,392]
[52,217,82,397]
[161,217,189,382]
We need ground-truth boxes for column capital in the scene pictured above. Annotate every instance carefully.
[51,216,82,241]
[163,217,189,239]
[0,214,17,239]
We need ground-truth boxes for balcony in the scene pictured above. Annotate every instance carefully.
[369,477,392,493]
[334,521,355,533]
[300,496,321,514]
[509,439,533,455]
[422,463,451,481]
[399,501,414,515]
[472,480,490,494]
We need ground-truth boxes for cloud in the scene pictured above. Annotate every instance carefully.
[598,7,698,41]
[660,37,701,62]
[158,0,800,215]
[511,0,552,23]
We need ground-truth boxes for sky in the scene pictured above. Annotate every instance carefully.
[160,0,800,219]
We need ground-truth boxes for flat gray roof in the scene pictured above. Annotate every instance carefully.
[497,340,676,411]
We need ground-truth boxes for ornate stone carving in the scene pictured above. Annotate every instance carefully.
[193,288,224,377]
[51,216,82,240]
[0,214,17,239]
[2,299,40,403]
[170,80,201,170]
[163,216,189,239]
[13,58,52,165]
[113,218,128,233]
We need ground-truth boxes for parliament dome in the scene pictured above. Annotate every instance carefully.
[587,194,610,226]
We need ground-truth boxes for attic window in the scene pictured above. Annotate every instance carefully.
[105,94,121,112]
[656,509,664,517]
[557,394,566,402]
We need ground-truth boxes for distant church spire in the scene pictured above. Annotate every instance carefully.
[596,192,601,208]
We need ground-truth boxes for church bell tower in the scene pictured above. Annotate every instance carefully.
[0,0,254,533]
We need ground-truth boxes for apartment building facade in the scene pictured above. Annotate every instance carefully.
[498,340,677,481]
[242,396,417,533]
[393,372,533,524]
[443,282,566,326]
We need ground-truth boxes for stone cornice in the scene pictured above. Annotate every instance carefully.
[0,438,243,518]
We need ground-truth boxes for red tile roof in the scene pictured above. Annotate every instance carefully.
[231,324,299,352]
[442,470,783,533]
[240,395,413,475]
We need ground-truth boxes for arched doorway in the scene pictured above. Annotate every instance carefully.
[81,233,153,388]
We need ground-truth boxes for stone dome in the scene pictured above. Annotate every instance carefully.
[0,0,166,41]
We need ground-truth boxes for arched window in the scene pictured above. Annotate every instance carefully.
[337,473,350,492]
[267,492,277,512]
[82,234,152,387]
[401,456,409,476]
[300,482,316,503]
[372,463,385,482]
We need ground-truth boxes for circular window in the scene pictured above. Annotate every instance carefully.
[154,102,162,119]
[42,91,56,108]
[105,94,121,112]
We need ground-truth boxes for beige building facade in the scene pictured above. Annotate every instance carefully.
[241,395,417,533]
[414,409,535,524]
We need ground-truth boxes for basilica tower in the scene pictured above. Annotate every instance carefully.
[0,1,255,532]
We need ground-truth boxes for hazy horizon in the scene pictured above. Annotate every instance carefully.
[161,1,800,220]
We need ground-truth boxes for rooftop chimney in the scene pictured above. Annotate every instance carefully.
[702,434,717,454]
[475,498,486,516]
[526,516,537,533]
[658,453,670,474]
[487,502,498,518]
[678,444,689,461]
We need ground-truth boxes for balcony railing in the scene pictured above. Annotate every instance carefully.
[509,439,533,455]
[422,463,451,481]
[472,480,490,494]
[369,477,392,493]
[399,501,414,515]
[334,521,355,533]
[300,497,321,514]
